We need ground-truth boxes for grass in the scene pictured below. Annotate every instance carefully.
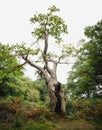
[0,117,96,130]
[0,98,101,130]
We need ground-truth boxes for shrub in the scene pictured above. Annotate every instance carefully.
[65,98,102,122]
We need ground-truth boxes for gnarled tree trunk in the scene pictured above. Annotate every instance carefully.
[48,77,66,112]
[22,55,67,112]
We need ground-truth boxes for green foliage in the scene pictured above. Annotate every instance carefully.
[48,5,60,13]
[67,20,102,98]
[20,77,40,102]
[84,20,102,86]
[13,116,24,129]
[25,122,55,130]
[0,43,41,101]
[65,98,102,123]
[0,43,23,81]
[34,78,48,102]
[12,43,38,57]
[30,5,68,43]
[0,43,24,97]
[0,97,99,130]
[0,98,54,123]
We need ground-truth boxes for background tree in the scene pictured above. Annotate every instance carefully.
[67,20,102,98]
[16,77,40,102]
[34,78,48,102]
[13,6,73,112]
[0,43,24,97]
[0,44,41,103]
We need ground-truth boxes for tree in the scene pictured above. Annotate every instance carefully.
[13,6,73,112]
[84,20,102,88]
[67,20,102,98]
[21,77,40,102]
[34,78,48,102]
[0,43,24,96]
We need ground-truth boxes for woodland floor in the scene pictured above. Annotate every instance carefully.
[0,100,101,130]
[0,115,99,130]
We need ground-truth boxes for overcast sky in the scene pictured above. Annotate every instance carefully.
[0,0,102,83]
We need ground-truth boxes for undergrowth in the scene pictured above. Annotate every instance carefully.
[0,97,101,130]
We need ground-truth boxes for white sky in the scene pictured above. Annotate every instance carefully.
[0,0,102,83]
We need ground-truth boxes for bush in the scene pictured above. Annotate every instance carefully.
[0,97,54,123]
[65,98,102,122]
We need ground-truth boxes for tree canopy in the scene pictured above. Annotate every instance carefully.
[0,43,23,96]
[67,20,102,98]
[0,43,41,101]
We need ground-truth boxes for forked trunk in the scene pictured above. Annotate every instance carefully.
[48,78,66,113]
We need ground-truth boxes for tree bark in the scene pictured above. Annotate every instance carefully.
[47,78,66,113]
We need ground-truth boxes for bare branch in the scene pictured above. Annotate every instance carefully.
[31,37,39,46]
[22,55,49,82]
[6,61,27,74]
[42,30,55,77]
[46,58,74,64]
[44,31,48,55]
[12,61,27,70]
